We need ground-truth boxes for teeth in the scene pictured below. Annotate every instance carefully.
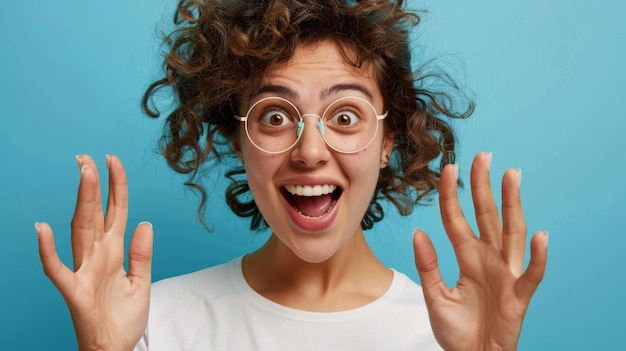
[284,184,337,197]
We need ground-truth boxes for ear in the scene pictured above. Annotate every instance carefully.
[232,137,244,162]
[379,131,394,169]
[381,131,394,159]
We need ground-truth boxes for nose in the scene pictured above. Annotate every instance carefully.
[289,114,331,167]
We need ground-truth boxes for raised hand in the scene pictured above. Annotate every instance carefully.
[36,155,153,351]
[413,152,548,351]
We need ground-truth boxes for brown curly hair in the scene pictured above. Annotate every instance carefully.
[142,0,474,231]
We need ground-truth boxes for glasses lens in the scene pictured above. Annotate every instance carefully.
[242,96,382,154]
[321,97,379,153]
[245,98,300,153]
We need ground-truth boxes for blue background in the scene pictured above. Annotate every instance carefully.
[1,1,624,349]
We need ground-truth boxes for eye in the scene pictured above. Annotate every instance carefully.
[330,109,359,127]
[260,109,294,126]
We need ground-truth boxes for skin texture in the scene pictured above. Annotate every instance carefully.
[36,155,153,351]
[235,41,395,311]
[36,41,547,351]
[413,154,548,350]
[234,41,393,264]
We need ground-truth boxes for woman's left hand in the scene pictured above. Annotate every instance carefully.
[413,152,548,351]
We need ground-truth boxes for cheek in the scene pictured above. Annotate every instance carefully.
[241,147,282,184]
[342,152,382,186]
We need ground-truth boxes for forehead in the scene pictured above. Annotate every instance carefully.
[248,40,381,102]
[270,41,374,76]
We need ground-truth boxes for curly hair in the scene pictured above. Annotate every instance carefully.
[142,0,474,231]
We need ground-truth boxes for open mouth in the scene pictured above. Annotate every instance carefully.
[282,184,342,218]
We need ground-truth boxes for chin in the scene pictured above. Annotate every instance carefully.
[288,242,341,264]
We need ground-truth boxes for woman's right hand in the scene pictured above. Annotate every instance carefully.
[36,154,153,351]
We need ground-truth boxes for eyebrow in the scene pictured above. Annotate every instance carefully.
[249,83,374,102]
[250,85,299,100]
[321,83,373,101]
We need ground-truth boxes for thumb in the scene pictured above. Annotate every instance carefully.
[36,222,77,296]
[413,228,446,295]
[128,222,154,285]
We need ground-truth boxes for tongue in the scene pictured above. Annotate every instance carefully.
[292,194,333,217]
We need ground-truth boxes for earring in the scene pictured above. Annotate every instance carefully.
[381,155,390,167]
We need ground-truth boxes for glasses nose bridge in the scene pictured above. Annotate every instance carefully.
[298,113,325,138]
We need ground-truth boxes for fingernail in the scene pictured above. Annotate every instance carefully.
[543,231,549,247]
[485,152,493,170]
[75,155,82,168]
[515,168,522,187]
[412,227,423,240]
[139,221,153,230]
[80,164,90,174]
[105,154,111,168]
[452,163,459,180]
[34,222,42,237]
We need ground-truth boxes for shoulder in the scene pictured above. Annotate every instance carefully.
[389,270,426,301]
[138,258,244,350]
[149,257,240,309]
[378,270,430,322]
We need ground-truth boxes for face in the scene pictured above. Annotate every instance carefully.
[233,40,393,263]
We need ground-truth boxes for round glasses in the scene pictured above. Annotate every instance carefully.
[234,96,388,154]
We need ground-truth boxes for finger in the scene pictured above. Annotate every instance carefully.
[71,155,102,269]
[413,229,448,300]
[128,222,154,287]
[36,222,78,297]
[77,155,106,239]
[516,231,548,300]
[103,155,129,236]
[501,168,526,273]
[470,152,502,246]
[439,163,475,249]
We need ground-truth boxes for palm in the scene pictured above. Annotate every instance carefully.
[36,155,153,351]
[67,230,149,350]
[414,153,548,351]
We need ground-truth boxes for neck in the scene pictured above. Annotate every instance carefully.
[242,230,392,312]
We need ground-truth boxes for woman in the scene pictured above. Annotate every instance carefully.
[35,0,548,349]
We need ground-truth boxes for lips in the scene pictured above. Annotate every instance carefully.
[282,184,341,218]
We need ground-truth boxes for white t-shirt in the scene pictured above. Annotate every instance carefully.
[134,257,441,350]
